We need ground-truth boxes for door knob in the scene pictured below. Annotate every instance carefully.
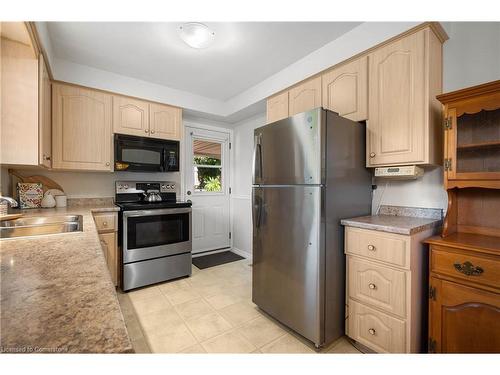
[187,191,192,195]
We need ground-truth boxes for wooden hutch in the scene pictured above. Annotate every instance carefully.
[425,80,500,353]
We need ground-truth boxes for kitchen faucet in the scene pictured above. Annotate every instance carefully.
[0,196,18,208]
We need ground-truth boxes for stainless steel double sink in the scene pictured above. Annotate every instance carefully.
[0,215,83,239]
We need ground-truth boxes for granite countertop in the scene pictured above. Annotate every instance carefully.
[0,203,133,353]
[341,205,443,236]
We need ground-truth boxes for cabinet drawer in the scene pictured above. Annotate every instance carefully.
[431,245,500,290]
[94,213,117,232]
[348,299,406,353]
[348,256,407,318]
[345,227,410,268]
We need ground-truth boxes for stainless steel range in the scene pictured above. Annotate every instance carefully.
[115,180,192,291]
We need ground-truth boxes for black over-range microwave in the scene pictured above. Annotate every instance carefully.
[114,134,180,172]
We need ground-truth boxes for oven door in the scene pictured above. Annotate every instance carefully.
[122,208,192,263]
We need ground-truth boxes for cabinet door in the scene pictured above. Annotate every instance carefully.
[113,95,149,137]
[39,54,52,168]
[367,29,427,166]
[288,76,322,117]
[52,83,113,171]
[100,232,118,286]
[322,56,368,121]
[149,103,182,140]
[266,91,289,124]
[429,277,500,353]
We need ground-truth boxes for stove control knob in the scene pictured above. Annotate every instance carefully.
[171,184,175,189]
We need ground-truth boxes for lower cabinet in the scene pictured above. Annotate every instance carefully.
[344,226,435,353]
[93,211,119,286]
[427,240,500,353]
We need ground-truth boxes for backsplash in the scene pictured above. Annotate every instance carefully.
[378,205,444,220]
[0,167,181,199]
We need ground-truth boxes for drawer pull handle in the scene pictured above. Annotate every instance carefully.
[103,221,108,227]
[453,261,483,276]
[367,244,376,251]
[368,328,376,335]
[368,283,377,290]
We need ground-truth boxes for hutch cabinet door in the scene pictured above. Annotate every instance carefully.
[322,56,368,122]
[445,100,500,181]
[266,91,289,124]
[113,95,150,138]
[149,103,182,141]
[288,76,322,117]
[429,277,500,353]
[52,83,113,171]
[367,29,427,166]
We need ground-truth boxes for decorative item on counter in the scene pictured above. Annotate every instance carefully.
[17,182,43,209]
[8,169,64,198]
[55,195,67,208]
[41,191,57,208]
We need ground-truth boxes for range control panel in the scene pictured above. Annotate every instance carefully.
[116,181,177,194]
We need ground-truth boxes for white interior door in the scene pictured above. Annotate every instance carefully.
[184,126,231,254]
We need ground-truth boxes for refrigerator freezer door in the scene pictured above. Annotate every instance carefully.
[253,108,325,185]
[252,185,324,345]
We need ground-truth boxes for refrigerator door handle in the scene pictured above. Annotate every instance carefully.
[253,194,263,229]
[253,134,263,183]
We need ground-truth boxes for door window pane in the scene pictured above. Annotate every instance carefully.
[193,140,222,192]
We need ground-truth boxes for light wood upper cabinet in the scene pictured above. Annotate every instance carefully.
[113,95,149,137]
[288,76,322,116]
[266,91,289,124]
[367,28,443,167]
[113,95,182,140]
[52,83,113,171]
[0,28,39,166]
[150,103,182,140]
[322,56,368,121]
[39,54,52,168]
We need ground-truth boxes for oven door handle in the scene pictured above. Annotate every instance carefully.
[123,207,192,218]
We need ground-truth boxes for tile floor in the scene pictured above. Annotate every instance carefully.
[117,258,361,354]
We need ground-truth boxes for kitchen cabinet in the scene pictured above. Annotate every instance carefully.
[344,226,436,353]
[367,27,444,167]
[425,237,500,353]
[39,54,52,168]
[322,56,368,122]
[52,82,113,171]
[150,102,182,140]
[438,80,500,189]
[0,23,39,166]
[93,211,119,286]
[288,76,322,117]
[113,95,149,137]
[113,95,182,141]
[266,91,289,124]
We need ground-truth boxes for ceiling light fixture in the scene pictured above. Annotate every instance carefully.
[178,22,215,49]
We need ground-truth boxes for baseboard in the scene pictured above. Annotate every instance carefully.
[192,247,230,258]
[231,247,252,261]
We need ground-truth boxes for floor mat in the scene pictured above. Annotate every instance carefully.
[192,251,245,269]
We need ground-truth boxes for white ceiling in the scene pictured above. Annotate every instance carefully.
[46,22,361,101]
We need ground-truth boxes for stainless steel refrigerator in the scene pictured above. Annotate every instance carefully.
[252,108,372,348]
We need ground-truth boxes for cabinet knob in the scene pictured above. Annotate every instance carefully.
[151,130,155,134]
[368,328,376,335]
[103,222,108,227]
[367,244,376,251]
[145,129,149,133]
[369,152,376,158]
[106,162,110,166]
[43,154,51,161]
[369,283,377,290]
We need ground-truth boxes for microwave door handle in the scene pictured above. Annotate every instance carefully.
[162,148,167,172]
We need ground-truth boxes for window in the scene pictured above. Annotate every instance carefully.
[193,139,222,192]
